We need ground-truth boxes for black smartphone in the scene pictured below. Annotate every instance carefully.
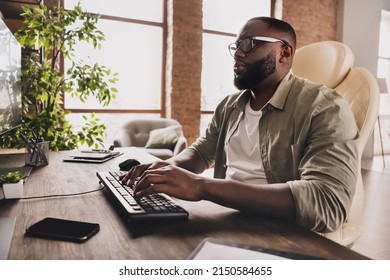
[25,217,100,243]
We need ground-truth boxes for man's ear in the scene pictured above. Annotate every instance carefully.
[279,45,293,63]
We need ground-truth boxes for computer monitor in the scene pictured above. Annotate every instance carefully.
[0,16,22,138]
[0,17,33,180]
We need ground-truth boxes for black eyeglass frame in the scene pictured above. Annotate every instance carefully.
[228,36,288,57]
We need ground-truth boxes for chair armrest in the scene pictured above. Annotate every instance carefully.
[173,135,187,156]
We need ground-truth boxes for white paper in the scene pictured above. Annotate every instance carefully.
[191,240,289,260]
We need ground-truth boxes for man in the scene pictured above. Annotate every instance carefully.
[121,17,359,233]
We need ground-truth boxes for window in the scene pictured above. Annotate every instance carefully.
[64,19,163,110]
[377,9,390,88]
[201,0,271,133]
[375,9,390,156]
[64,0,164,111]
[63,0,165,144]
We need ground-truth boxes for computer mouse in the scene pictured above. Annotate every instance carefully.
[119,159,141,171]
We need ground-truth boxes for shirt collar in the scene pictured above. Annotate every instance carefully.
[234,71,295,111]
[268,71,295,110]
[232,71,296,112]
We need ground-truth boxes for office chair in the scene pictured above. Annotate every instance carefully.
[292,41,380,247]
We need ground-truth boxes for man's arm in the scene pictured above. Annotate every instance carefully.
[200,178,296,220]
[165,148,205,174]
[131,163,296,221]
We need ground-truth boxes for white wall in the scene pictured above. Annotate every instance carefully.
[338,0,390,159]
[338,0,390,76]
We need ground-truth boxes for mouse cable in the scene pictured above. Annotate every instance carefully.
[16,185,106,200]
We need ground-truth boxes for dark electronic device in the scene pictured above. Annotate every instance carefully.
[25,217,100,243]
[119,158,141,171]
[0,17,34,180]
[0,17,23,138]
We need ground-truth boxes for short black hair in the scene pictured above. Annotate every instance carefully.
[249,17,297,50]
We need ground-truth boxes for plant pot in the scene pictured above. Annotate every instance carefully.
[3,181,23,199]
[25,141,49,166]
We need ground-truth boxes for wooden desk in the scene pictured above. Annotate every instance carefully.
[0,147,369,260]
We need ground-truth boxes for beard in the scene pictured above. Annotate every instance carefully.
[234,52,276,90]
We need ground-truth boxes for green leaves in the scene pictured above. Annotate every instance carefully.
[68,63,118,106]
[0,3,118,151]
[0,171,24,184]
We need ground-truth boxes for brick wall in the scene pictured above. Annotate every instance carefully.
[166,0,203,144]
[282,0,338,48]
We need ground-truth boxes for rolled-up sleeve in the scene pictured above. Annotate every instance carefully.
[288,96,359,232]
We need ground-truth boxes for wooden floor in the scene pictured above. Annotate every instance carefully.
[352,155,390,259]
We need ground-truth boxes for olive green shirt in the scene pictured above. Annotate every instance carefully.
[188,72,359,232]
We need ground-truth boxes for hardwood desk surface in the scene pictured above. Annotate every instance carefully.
[0,147,369,260]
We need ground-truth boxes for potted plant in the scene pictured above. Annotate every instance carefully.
[0,171,24,199]
[0,2,118,151]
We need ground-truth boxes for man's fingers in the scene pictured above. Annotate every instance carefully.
[134,182,174,198]
[122,161,170,184]
[133,173,167,192]
[122,164,150,185]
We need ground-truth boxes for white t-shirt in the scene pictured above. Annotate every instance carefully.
[225,100,267,184]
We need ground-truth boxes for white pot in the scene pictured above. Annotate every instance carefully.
[3,181,23,199]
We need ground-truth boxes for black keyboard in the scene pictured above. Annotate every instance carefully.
[96,171,189,222]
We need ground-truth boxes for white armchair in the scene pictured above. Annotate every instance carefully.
[113,118,187,160]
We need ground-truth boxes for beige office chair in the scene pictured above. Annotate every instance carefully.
[113,118,187,160]
[292,41,380,247]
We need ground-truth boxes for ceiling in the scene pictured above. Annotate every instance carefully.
[0,0,40,19]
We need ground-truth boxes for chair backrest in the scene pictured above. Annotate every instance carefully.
[292,41,354,88]
[333,67,380,245]
[292,41,380,246]
[335,68,380,152]
[114,118,182,147]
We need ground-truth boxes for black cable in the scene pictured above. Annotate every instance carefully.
[18,185,106,200]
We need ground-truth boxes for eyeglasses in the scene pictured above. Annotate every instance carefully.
[228,36,287,57]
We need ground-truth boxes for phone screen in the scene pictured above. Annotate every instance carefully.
[25,217,100,242]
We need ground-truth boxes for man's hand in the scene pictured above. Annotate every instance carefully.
[120,161,169,186]
[125,162,205,201]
